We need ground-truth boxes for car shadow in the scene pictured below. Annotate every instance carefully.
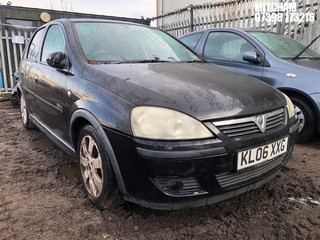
[297,133,320,148]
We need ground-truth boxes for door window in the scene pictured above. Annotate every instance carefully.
[204,32,255,63]
[180,32,203,49]
[41,25,66,63]
[26,28,45,61]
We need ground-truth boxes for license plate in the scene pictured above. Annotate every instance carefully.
[237,137,288,170]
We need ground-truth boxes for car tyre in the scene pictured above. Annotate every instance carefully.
[290,96,315,142]
[20,93,34,129]
[78,125,116,208]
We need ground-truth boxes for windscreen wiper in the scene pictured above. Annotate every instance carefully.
[184,60,204,63]
[293,34,320,61]
[115,59,171,64]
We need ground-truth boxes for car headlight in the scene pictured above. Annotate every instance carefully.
[131,106,213,140]
[283,93,296,119]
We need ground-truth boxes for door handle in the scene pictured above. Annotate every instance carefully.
[67,90,78,101]
[67,90,72,98]
[34,75,39,83]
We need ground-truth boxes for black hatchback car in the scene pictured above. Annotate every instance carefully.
[16,19,299,210]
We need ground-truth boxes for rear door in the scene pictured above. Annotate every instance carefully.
[20,27,46,116]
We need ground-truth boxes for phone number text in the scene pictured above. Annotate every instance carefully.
[255,12,315,23]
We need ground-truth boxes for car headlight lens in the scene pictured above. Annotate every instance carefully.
[131,106,213,140]
[283,93,296,119]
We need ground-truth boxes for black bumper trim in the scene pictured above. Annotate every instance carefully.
[123,167,281,210]
[290,119,299,134]
[136,146,227,159]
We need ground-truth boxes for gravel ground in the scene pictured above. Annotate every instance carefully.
[1,100,320,240]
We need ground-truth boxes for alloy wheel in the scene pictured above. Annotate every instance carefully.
[294,105,305,132]
[20,94,27,125]
[79,135,104,198]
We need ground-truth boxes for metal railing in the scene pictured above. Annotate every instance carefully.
[0,29,33,93]
[152,0,320,50]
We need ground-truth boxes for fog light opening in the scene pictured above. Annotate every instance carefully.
[167,181,184,192]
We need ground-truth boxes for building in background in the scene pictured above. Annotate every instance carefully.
[0,4,150,31]
[156,0,209,29]
[157,0,211,15]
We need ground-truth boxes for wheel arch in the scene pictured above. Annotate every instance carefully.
[70,109,127,194]
[15,83,22,100]
[16,86,22,95]
[13,86,22,105]
[280,88,320,133]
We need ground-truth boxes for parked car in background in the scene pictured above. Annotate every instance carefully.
[180,28,320,142]
[16,19,299,210]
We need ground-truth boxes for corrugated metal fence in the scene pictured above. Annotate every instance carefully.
[152,0,320,49]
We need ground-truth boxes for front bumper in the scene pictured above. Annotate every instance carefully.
[104,117,299,210]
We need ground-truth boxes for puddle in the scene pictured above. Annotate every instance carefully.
[20,138,55,149]
[58,163,79,179]
[19,137,79,179]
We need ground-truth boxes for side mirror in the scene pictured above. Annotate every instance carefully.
[46,52,68,69]
[243,51,261,64]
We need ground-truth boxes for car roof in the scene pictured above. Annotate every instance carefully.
[49,18,148,28]
[180,28,280,37]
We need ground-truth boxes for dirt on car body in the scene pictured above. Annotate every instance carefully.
[1,100,320,240]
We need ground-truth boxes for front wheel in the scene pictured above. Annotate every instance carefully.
[290,96,315,142]
[78,125,115,207]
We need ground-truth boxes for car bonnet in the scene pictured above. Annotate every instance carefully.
[288,58,320,71]
[82,63,286,121]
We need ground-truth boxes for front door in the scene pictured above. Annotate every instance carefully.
[35,24,69,140]
[202,31,265,80]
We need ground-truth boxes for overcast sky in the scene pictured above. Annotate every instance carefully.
[4,0,157,19]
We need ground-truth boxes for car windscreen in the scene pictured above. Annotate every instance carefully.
[74,22,201,63]
[249,31,320,59]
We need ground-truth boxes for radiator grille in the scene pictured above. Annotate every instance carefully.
[213,108,286,138]
[216,155,285,190]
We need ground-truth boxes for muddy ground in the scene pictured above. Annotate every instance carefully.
[1,99,320,240]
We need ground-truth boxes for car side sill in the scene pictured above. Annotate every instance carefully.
[30,114,76,157]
